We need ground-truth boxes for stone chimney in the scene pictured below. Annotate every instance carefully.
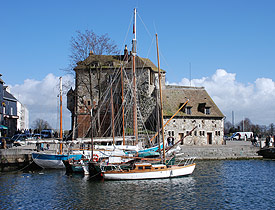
[123,45,128,61]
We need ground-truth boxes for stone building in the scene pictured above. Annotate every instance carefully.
[163,86,224,145]
[67,48,165,139]
[67,50,224,145]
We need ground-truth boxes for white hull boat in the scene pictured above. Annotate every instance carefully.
[102,162,196,180]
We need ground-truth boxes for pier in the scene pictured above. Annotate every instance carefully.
[0,140,263,172]
[177,140,262,160]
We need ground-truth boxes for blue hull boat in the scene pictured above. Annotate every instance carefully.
[32,153,83,169]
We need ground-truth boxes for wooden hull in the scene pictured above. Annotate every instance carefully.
[103,163,196,180]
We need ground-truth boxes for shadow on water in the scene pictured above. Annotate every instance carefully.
[1,160,275,209]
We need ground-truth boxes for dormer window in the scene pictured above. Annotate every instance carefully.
[198,103,206,113]
[205,107,211,115]
[186,107,192,115]
[91,61,99,67]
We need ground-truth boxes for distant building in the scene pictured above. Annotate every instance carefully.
[2,86,18,136]
[67,49,224,145]
[0,74,29,136]
[17,101,29,130]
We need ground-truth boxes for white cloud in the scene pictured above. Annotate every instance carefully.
[10,74,74,130]
[8,69,275,131]
[167,69,275,125]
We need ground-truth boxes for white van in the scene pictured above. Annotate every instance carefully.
[231,132,253,141]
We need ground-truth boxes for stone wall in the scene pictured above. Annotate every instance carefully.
[164,117,224,145]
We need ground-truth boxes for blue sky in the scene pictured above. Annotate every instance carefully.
[1,0,275,129]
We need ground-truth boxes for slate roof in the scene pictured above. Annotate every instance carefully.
[3,89,17,101]
[74,54,165,73]
[162,85,224,118]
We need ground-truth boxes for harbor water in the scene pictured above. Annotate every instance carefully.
[0,160,274,210]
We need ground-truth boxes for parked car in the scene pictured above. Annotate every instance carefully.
[11,134,31,146]
[40,129,54,138]
[32,133,46,139]
[230,132,253,141]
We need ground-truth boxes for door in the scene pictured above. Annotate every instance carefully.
[207,133,212,144]
[179,133,184,145]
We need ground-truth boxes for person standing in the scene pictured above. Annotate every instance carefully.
[270,135,274,147]
[265,135,270,147]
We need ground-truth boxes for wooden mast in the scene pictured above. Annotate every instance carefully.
[59,77,63,154]
[149,100,189,143]
[132,8,138,145]
[110,78,115,145]
[156,34,165,163]
[120,66,125,145]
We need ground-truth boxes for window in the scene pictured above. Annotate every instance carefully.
[198,103,206,113]
[3,107,5,114]
[179,103,186,113]
[145,166,151,169]
[205,107,211,115]
[138,166,143,170]
[186,107,192,115]
[150,71,154,85]
[172,131,174,136]
[11,107,13,115]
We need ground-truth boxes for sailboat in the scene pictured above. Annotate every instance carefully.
[101,9,196,180]
[32,77,83,169]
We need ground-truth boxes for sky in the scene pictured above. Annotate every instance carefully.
[1,0,275,129]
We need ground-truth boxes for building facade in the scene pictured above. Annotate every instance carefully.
[163,86,224,145]
[0,75,29,136]
[67,50,224,145]
[17,101,29,131]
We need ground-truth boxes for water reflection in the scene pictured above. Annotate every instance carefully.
[1,160,275,209]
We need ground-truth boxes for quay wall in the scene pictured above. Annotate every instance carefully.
[0,141,263,172]
[176,140,261,160]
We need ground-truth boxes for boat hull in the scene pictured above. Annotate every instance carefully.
[32,153,83,169]
[103,163,196,180]
[257,147,275,159]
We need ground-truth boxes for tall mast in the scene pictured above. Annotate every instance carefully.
[110,79,115,145]
[59,77,63,154]
[120,66,125,145]
[132,8,138,145]
[156,34,165,163]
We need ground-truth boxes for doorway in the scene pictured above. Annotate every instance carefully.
[179,133,184,145]
[207,132,212,144]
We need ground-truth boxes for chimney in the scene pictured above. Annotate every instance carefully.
[89,50,94,56]
[123,45,128,61]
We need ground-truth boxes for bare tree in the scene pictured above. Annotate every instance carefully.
[65,29,120,139]
[224,121,232,135]
[32,118,51,133]
[66,29,120,74]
